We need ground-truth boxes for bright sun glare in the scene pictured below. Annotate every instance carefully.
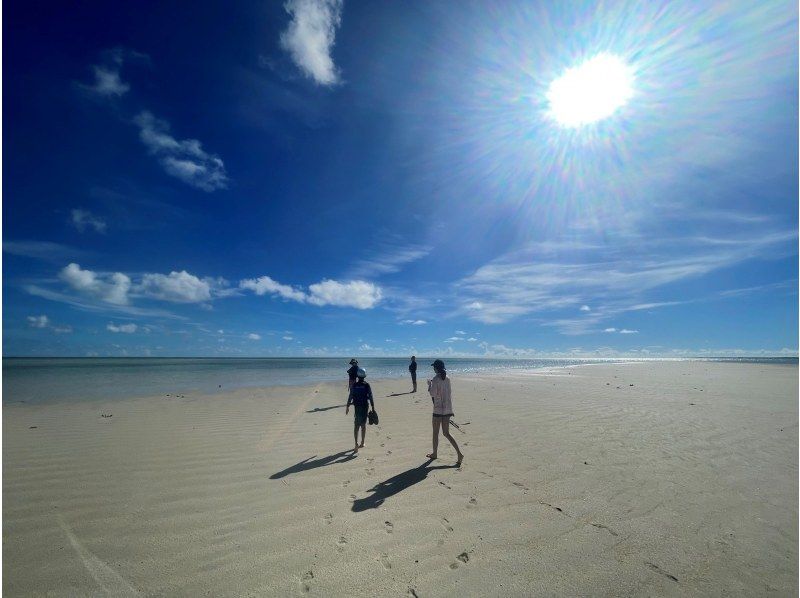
[547,53,634,127]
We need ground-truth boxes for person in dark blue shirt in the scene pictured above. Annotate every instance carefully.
[346,368,374,451]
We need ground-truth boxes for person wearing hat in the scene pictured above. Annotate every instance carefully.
[346,367,375,451]
[426,359,463,465]
[347,359,359,391]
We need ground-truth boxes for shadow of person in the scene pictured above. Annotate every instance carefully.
[306,404,346,413]
[351,459,458,512]
[270,450,357,479]
[385,391,415,397]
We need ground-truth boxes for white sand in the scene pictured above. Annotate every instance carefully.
[3,362,797,596]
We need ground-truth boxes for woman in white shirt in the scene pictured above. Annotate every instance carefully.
[427,359,464,466]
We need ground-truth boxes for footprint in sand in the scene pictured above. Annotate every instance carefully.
[440,518,453,532]
[323,513,333,524]
[384,521,394,534]
[386,450,392,455]
[348,494,357,502]
[365,468,375,475]
[449,551,470,569]
[342,480,350,487]
[512,481,529,491]
[337,536,347,551]
[438,481,452,490]
[380,443,385,447]
[468,497,477,505]
[367,457,374,463]
[379,553,392,569]
[300,570,314,593]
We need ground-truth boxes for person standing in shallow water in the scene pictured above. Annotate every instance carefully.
[346,358,359,391]
[427,359,463,466]
[409,355,417,393]
[346,368,374,451]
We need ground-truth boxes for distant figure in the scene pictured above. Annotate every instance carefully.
[347,358,359,390]
[346,368,375,451]
[409,355,418,392]
[426,359,463,466]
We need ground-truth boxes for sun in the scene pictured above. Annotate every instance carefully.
[546,53,634,127]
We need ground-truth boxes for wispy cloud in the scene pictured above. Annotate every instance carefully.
[134,111,228,191]
[349,244,432,278]
[457,227,797,332]
[280,0,343,86]
[79,47,147,98]
[401,319,427,325]
[107,322,137,333]
[70,209,107,233]
[247,333,261,340]
[4,240,89,263]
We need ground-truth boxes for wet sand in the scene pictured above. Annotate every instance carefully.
[3,361,797,596]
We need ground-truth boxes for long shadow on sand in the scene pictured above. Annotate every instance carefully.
[270,450,357,479]
[386,391,415,397]
[306,404,345,413]
[351,459,458,512]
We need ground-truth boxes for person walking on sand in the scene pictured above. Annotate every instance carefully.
[409,355,418,393]
[427,359,463,466]
[347,358,359,391]
[346,368,375,451]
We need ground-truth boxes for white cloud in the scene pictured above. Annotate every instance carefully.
[580,305,591,311]
[307,279,382,309]
[134,111,228,191]
[60,263,131,305]
[239,276,306,302]
[27,315,49,328]
[401,319,427,325]
[604,328,617,333]
[283,335,294,340]
[88,65,129,97]
[467,337,478,341]
[71,209,107,233]
[240,275,381,309]
[445,336,463,342]
[619,329,639,334]
[107,323,137,333]
[280,0,343,86]
[247,333,261,340]
[139,271,212,303]
[455,330,467,335]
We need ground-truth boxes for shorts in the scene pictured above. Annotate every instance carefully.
[354,404,369,426]
[432,413,454,418]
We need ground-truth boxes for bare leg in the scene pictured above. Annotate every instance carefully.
[359,424,366,447]
[412,374,417,393]
[353,424,359,451]
[427,417,441,459]
[441,419,464,464]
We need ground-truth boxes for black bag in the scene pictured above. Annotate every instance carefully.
[368,410,379,425]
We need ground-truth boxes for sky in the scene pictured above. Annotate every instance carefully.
[3,0,798,358]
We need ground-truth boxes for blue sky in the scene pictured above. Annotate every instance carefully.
[4,0,798,358]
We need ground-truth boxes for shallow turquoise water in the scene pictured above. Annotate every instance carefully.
[3,356,796,404]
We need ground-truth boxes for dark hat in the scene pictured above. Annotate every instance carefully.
[431,359,446,371]
[349,358,358,365]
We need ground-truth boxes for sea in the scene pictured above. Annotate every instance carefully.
[3,356,796,404]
